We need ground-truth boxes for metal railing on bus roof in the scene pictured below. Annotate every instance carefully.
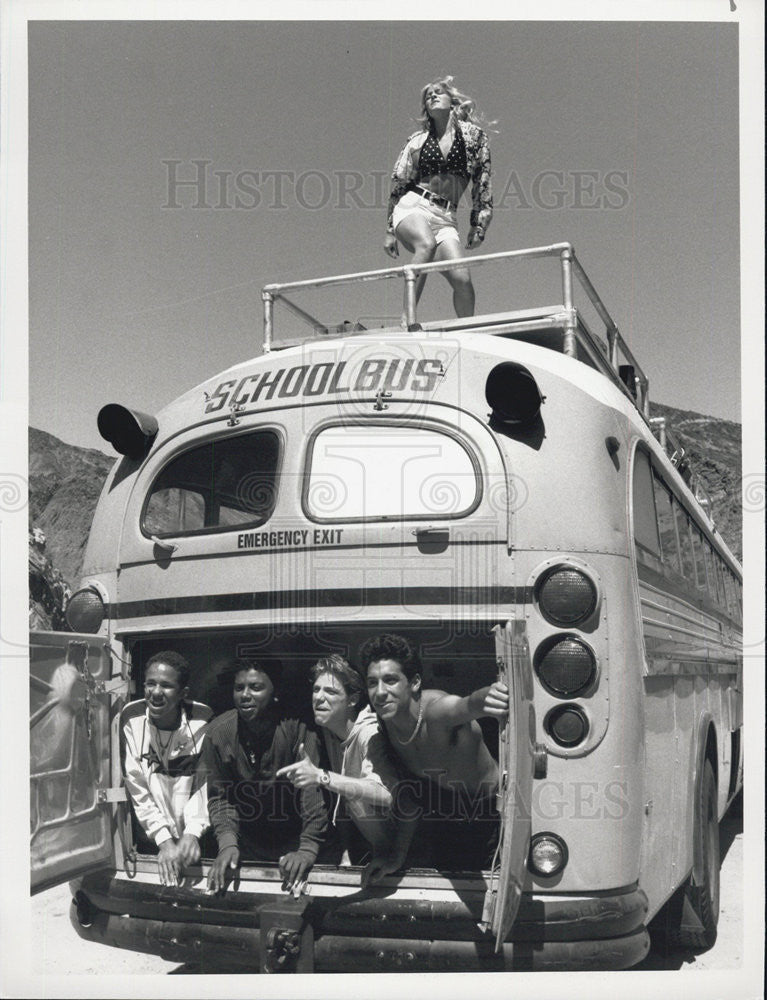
[261,242,650,417]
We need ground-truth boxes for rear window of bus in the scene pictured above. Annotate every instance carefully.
[142,430,280,537]
[304,424,480,522]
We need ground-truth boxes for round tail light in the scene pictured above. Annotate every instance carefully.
[536,636,596,697]
[537,567,597,626]
[65,587,106,633]
[529,833,568,877]
[545,704,590,747]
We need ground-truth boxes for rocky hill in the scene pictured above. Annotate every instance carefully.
[29,427,114,617]
[28,402,742,627]
[649,403,742,561]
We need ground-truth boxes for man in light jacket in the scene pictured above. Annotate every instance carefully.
[121,650,212,886]
[277,654,416,884]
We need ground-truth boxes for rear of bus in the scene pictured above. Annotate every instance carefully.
[30,329,658,972]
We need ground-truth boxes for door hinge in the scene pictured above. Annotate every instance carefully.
[479,886,497,932]
[67,640,96,740]
[97,786,128,804]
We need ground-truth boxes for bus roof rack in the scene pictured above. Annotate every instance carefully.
[261,243,649,415]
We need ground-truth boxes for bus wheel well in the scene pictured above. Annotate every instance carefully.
[704,725,718,784]
[649,719,721,955]
[651,756,720,953]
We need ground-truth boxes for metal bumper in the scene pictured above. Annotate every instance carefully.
[70,871,650,972]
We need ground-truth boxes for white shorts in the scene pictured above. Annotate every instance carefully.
[392,189,460,246]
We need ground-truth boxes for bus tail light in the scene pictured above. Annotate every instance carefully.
[544,704,590,747]
[529,833,568,877]
[537,567,597,626]
[66,587,106,633]
[535,636,596,697]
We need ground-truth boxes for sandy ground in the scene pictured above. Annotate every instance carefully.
[27,811,743,977]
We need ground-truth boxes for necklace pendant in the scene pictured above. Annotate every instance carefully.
[156,729,174,753]
[396,702,424,746]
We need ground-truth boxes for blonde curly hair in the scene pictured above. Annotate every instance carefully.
[417,76,495,131]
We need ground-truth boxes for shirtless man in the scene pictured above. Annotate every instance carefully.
[358,633,509,880]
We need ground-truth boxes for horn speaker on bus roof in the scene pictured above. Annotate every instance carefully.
[485,362,544,424]
[97,404,158,460]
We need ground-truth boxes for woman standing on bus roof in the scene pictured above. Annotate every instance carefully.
[385,76,493,318]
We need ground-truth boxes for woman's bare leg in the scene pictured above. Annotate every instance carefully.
[395,214,437,311]
[434,239,475,317]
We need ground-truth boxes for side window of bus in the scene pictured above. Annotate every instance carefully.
[728,570,743,624]
[722,569,733,618]
[143,430,280,537]
[719,561,732,615]
[709,544,728,609]
[675,506,696,583]
[701,541,719,605]
[632,448,661,566]
[715,562,726,611]
[652,474,681,574]
[715,558,727,610]
[689,524,707,593]
[305,425,479,521]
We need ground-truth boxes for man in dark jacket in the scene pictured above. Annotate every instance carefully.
[198,659,328,895]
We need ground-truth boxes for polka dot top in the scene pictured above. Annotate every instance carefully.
[418,123,470,181]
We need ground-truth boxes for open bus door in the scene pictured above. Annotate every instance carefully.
[483,619,536,949]
[30,634,121,893]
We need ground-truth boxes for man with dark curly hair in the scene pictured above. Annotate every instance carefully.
[199,658,328,897]
[358,633,508,879]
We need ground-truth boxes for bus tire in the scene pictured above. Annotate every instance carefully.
[665,758,720,951]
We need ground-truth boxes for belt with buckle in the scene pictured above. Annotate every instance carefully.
[413,185,457,211]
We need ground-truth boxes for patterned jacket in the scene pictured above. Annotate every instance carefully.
[121,699,212,846]
[387,119,493,238]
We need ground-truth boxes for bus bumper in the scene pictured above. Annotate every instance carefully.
[70,872,650,972]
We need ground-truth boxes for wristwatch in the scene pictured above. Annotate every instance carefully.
[319,770,331,787]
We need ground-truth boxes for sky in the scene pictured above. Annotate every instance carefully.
[26,18,745,452]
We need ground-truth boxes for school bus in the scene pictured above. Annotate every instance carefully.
[30,243,742,972]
